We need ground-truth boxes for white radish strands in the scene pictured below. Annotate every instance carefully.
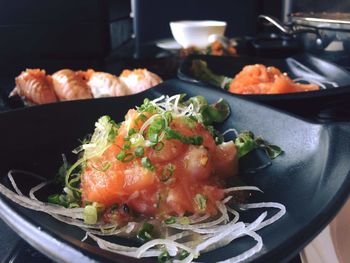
[0,171,286,263]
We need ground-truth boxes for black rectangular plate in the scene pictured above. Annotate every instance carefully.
[0,79,350,263]
[178,54,350,119]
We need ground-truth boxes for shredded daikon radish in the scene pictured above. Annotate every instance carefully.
[7,171,24,195]
[0,173,286,263]
[293,77,338,89]
[29,181,52,200]
[240,202,286,231]
[224,186,263,194]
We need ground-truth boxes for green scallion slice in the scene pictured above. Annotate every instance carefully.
[141,157,154,171]
[137,222,154,242]
[135,146,145,157]
[83,205,98,224]
[153,141,164,152]
[194,194,207,211]
[161,164,175,182]
[164,216,177,224]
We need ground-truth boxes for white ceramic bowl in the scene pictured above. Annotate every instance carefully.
[170,20,227,48]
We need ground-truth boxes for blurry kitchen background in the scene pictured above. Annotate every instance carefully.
[0,0,349,76]
[0,0,349,262]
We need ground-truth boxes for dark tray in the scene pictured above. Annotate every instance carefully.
[0,79,350,262]
[178,54,350,120]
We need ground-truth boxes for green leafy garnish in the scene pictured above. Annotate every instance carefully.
[187,95,230,125]
[235,131,257,158]
[141,157,154,171]
[47,194,68,207]
[235,131,283,159]
[161,164,175,182]
[158,250,170,263]
[164,128,203,145]
[194,194,207,211]
[137,223,154,242]
[191,60,233,90]
[164,216,177,224]
[255,137,283,159]
[178,250,190,260]
[116,151,134,163]
[134,146,144,157]
[200,99,230,125]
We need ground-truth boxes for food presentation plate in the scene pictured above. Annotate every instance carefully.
[0,79,349,263]
[178,54,350,118]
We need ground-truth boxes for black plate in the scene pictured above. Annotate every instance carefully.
[178,54,350,119]
[0,79,350,263]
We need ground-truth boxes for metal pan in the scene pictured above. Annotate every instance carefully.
[259,13,350,52]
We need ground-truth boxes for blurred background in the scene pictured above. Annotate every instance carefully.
[0,0,349,77]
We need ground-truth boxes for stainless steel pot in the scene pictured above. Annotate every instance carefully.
[259,13,350,52]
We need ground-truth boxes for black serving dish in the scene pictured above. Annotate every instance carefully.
[0,79,350,263]
[178,54,350,120]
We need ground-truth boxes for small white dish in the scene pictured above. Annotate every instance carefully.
[170,20,227,48]
[155,38,182,51]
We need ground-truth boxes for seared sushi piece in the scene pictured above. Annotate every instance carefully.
[81,69,129,98]
[52,69,92,101]
[119,69,162,94]
[12,69,58,105]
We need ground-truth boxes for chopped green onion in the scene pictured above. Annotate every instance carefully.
[122,141,131,150]
[116,151,126,161]
[128,128,137,136]
[161,164,175,182]
[83,205,98,225]
[235,131,283,159]
[137,98,159,114]
[138,113,148,122]
[164,111,173,124]
[164,216,177,224]
[178,250,190,260]
[48,194,61,205]
[148,132,159,144]
[91,161,111,172]
[255,137,283,159]
[165,128,203,145]
[134,146,145,157]
[179,216,190,225]
[153,141,164,152]
[180,116,196,129]
[110,204,119,211]
[129,133,144,146]
[141,157,154,171]
[194,194,207,211]
[122,153,134,162]
[158,250,170,263]
[68,203,80,208]
[235,131,257,158]
[189,95,208,109]
[101,162,111,172]
[206,125,224,145]
[137,223,154,242]
[151,117,165,131]
[200,99,230,125]
[116,151,134,162]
